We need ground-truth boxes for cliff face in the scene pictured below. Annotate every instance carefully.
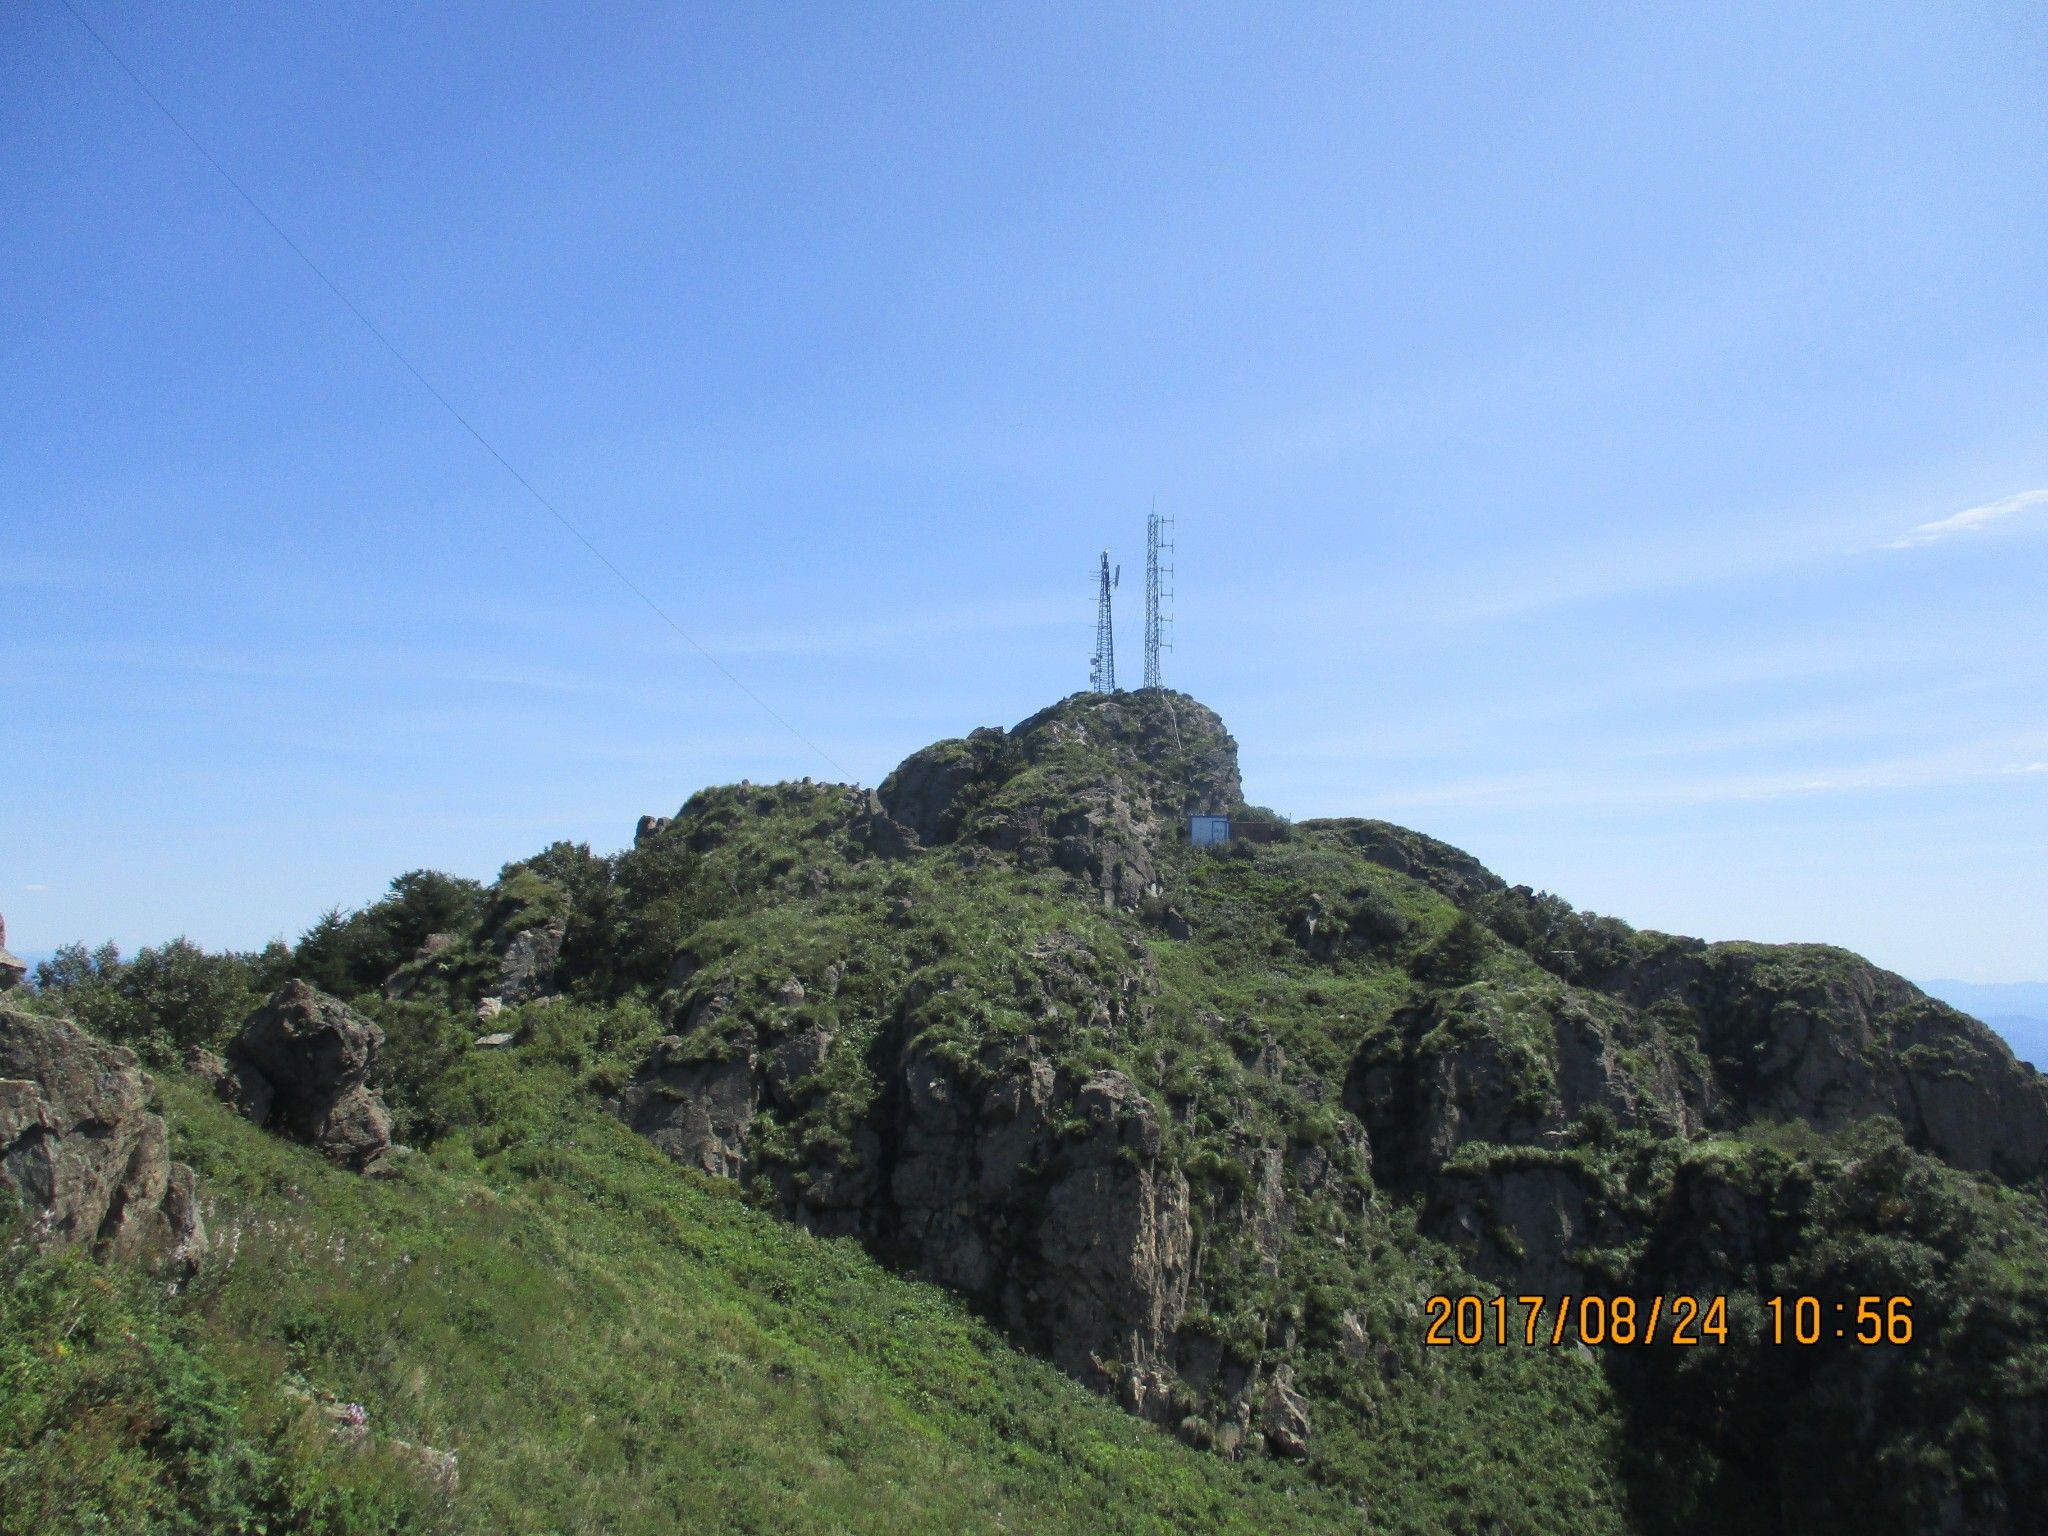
[597,692,2048,1521]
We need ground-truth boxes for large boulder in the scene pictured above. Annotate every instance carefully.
[221,981,394,1174]
[0,1004,206,1269]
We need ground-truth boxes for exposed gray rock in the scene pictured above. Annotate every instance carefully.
[224,981,395,1174]
[0,1005,206,1269]
[763,1022,832,1107]
[496,916,567,1004]
[852,790,921,861]
[0,914,24,991]
[1607,944,2048,1180]
[611,1034,758,1181]
[1262,1366,1313,1461]
[473,1031,517,1050]
[612,1012,1287,1443]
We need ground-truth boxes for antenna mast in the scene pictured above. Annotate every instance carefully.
[1090,551,1117,693]
[1144,506,1173,689]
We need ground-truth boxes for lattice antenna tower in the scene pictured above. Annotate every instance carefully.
[1144,506,1174,689]
[1090,551,1117,693]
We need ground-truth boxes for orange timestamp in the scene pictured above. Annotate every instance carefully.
[1424,1293,1730,1347]
[1765,1294,1913,1345]
[1424,1293,1919,1347]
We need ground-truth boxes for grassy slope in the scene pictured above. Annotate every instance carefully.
[24,1035,1355,1535]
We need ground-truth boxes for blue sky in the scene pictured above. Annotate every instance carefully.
[4,2,2045,986]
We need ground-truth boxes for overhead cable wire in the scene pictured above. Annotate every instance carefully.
[54,0,843,774]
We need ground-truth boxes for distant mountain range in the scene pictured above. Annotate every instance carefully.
[1920,979,2048,1069]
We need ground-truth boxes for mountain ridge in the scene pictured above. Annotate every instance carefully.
[10,688,2047,1534]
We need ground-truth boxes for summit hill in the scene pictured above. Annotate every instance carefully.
[9,690,2048,1535]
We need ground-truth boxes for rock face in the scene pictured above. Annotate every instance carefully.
[0,1004,206,1268]
[1614,942,2048,1181]
[219,982,395,1174]
[889,1054,1194,1404]
[610,885,1344,1457]
[1325,815,2048,1184]
[615,1024,1216,1430]
[876,726,1014,846]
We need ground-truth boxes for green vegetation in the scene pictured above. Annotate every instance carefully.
[0,1193,445,1535]
[7,1015,1358,1535]
[15,692,2048,1533]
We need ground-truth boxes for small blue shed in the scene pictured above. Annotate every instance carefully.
[1188,814,1231,848]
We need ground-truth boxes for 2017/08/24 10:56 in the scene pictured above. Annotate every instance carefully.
[1423,1294,1916,1347]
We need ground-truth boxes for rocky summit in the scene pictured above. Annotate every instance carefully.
[602,691,2048,1519]
[9,690,2048,1535]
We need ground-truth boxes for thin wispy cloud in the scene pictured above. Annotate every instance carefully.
[1888,489,2048,550]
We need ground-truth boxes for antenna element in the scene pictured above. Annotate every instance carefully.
[1090,551,1117,693]
[1144,507,1174,689]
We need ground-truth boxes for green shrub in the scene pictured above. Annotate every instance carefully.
[0,1228,449,1533]
[31,938,274,1065]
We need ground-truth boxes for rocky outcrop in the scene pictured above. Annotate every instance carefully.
[612,1033,759,1181]
[217,982,395,1174]
[876,691,1243,911]
[603,690,2048,1503]
[1347,986,1705,1191]
[878,726,1014,845]
[1598,943,2048,1181]
[611,1008,1313,1446]
[852,790,920,860]
[1422,1160,1609,1293]
[0,913,26,991]
[0,1005,206,1269]
[1320,820,2048,1187]
[1707,951,2047,1179]
[887,1054,1194,1404]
